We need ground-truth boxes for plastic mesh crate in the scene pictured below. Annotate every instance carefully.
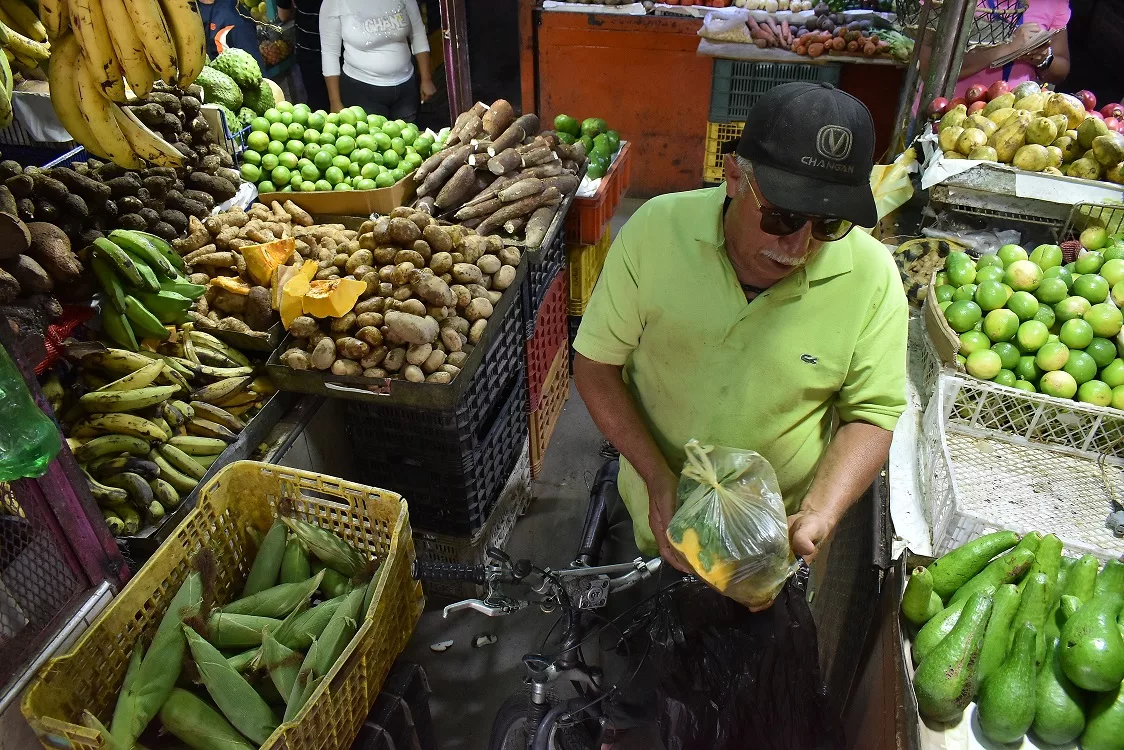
[703,122,744,184]
[907,313,943,411]
[521,223,566,340]
[565,141,632,246]
[1061,201,1124,241]
[411,441,531,600]
[709,60,841,123]
[920,379,1124,561]
[531,343,571,479]
[567,226,610,317]
[527,269,568,412]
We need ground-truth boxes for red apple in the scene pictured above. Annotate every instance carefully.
[968,100,987,115]
[966,84,989,104]
[949,97,966,110]
[1091,110,1105,120]
[1106,117,1121,132]
[927,97,950,119]
[1101,103,1124,120]
[987,80,1010,101]
[1077,90,1097,111]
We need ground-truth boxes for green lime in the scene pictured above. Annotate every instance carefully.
[327,114,341,127]
[1016,355,1043,382]
[997,244,1029,266]
[300,180,316,192]
[1016,320,1050,353]
[974,266,1005,285]
[351,148,374,166]
[338,109,357,126]
[1006,291,1040,321]
[348,163,360,177]
[1113,281,1124,308]
[1041,371,1079,399]
[935,285,956,303]
[337,123,357,139]
[1035,277,1069,304]
[960,330,993,355]
[1060,318,1095,349]
[313,179,332,191]
[993,369,1017,387]
[403,152,423,169]
[1078,379,1113,406]
[976,254,1004,270]
[300,163,320,181]
[1014,379,1037,392]
[1074,274,1110,303]
[263,108,282,124]
[308,111,327,130]
[374,171,395,188]
[302,129,320,144]
[1113,385,1124,410]
[1004,260,1043,292]
[240,163,261,182]
[966,349,1003,380]
[257,180,276,193]
[271,165,291,185]
[292,106,309,125]
[279,112,293,126]
[242,149,261,166]
[975,281,1008,311]
[356,134,376,151]
[246,130,270,152]
[1085,303,1123,337]
[1065,350,1099,384]
[401,127,417,145]
[1086,338,1118,369]
[313,150,333,171]
[389,168,406,183]
[1076,252,1105,274]
[953,284,978,302]
[948,261,977,287]
[324,165,345,185]
[381,121,402,139]
[1036,341,1071,371]
[289,173,303,188]
[939,300,952,313]
[1029,244,1064,268]
[354,178,377,190]
[1103,359,1124,389]
[250,116,270,133]
[944,300,983,333]
[331,155,351,172]
[335,135,356,155]
[382,149,400,168]
[283,140,302,155]
[333,181,352,191]
[355,121,369,136]
[1106,244,1124,262]
[372,132,392,152]
[1101,259,1124,287]
[277,101,294,113]
[1043,266,1074,289]
[303,142,321,160]
[368,114,388,129]
[935,271,950,287]
[268,122,288,142]
[983,309,1019,342]
[360,162,381,179]
[390,137,406,156]
[992,342,1021,370]
[348,105,367,121]
[267,140,285,156]
[286,122,304,141]
[277,152,298,170]
[261,153,279,171]
[322,123,338,139]
[1055,296,1092,323]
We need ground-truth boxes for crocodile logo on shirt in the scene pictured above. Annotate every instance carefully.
[800,354,818,365]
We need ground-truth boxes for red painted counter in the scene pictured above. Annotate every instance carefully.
[519,3,906,197]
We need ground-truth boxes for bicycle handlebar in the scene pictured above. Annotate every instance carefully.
[412,560,486,584]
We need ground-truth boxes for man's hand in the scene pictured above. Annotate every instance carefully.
[787,509,835,564]
[646,469,692,574]
[420,78,437,103]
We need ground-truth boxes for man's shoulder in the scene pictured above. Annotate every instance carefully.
[845,230,900,284]
[624,187,724,238]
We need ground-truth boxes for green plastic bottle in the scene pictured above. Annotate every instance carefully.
[0,343,60,480]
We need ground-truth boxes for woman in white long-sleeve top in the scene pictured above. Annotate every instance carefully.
[319,0,436,120]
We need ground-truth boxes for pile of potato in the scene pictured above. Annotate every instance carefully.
[277,206,520,384]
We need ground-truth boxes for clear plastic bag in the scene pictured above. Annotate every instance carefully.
[666,440,800,611]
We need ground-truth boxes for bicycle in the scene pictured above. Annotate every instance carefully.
[412,459,682,750]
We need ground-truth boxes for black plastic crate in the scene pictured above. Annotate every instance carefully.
[352,662,436,750]
[709,59,841,123]
[346,364,528,537]
[521,225,566,340]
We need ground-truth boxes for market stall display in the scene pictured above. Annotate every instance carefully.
[551,113,621,179]
[196,46,286,131]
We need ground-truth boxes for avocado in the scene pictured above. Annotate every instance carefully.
[913,585,996,666]
[606,129,621,153]
[913,590,994,722]
[949,546,1036,605]
[1096,559,1124,599]
[553,114,580,137]
[977,583,1021,685]
[1019,533,1062,599]
[578,135,594,156]
[1010,571,1050,668]
[929,530,1020,599]
[901,566,943,626]
[1033,636,1086,746]
[592,133,613,160]
[1065,554,1100,603]
[978,622,1038,743]
[1082,679,1124,750]
[1060,594,1124,691]
[1046,555,1077,641]
[580,117,606,139]
[556,132,576,146]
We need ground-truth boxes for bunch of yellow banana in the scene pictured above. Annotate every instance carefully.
[42,0,206,167]
[59,345,277,537]
[0,0,51,128]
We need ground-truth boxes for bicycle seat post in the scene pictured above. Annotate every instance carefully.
[575,459,618,567]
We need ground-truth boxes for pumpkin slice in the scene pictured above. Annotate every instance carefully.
[281,274,312,329]
[243,237,296,286]
[303,278,366,319]
[272,259,317,311]
[210,275,252,295]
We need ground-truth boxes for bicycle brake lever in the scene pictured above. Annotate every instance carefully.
[442,597,527,619]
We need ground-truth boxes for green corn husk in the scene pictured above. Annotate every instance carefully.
[283,668,325,723]
[255,675,285,706]
[274,594,346,650]
[80,711,128,750]
[222,570,325,619]
[362,564,386,619]
[158,688,256,750]
[280,533,311,585]
[294,587,365,685]
[242,520,287,597]
[110,572,203,746]
[205,612,282,649]
[261,628,303,700]
[226,648,258,673]
[184,625,280,745]
[319,567,352,599]
[281,516,363,577]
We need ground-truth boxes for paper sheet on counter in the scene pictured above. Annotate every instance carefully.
[542,1,648,14]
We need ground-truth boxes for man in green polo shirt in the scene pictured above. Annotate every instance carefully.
[574,82,907,580]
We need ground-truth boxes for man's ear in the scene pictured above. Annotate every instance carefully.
[724,153,741,198]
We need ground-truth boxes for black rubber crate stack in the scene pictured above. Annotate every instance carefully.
[521,225,566,340]
[343,301,528,537]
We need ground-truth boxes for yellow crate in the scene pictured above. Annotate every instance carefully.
[530,343,570,479]
[22,460,423,750]
[566,226,611,317]
[703,121,744,184]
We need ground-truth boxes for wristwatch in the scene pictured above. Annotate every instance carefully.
[1036,47,1054,71]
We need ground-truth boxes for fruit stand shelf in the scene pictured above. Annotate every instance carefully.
[698,43,906,66]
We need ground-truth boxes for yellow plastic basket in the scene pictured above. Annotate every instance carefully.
[566,226,611,317]
[703,121,744,184]
[22,460,423,750]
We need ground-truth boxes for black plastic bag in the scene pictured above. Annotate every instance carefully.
[648,572,844,750]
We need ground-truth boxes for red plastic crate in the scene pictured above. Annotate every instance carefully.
[565,141,633,246]
[530,343,571,480]
[526,269,568,412]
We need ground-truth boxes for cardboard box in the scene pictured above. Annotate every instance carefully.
[257,174,417,217]
[923,272,961,369]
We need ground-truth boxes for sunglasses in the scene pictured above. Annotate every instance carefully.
[747,181,854,242]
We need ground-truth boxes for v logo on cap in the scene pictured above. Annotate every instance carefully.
[816,125,853,161]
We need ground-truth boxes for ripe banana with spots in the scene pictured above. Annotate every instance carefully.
[158,0,203,86]
[101,0,155,97]
[67,0,126,101]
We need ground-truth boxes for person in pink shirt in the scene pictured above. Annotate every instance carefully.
[954,0,1071,97]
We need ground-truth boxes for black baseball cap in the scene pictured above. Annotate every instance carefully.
[722,82,877,228]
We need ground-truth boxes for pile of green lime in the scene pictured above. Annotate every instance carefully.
[552,114,622,180]
[936,241,1124,408]
[239,102,450,193]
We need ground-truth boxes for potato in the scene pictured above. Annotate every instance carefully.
[280,348,311,370]
[449,284,471,309]
[468,318,488,344]
[426,371,452,384]
[409,212,433,231]
[289,315,319,338]
[461,235,490,264]
[354,297,385,315]
[391,261,415,286]
[383,347,406,372]
[451,252,465,264]
[317,248,335,264]
[412,240,432,263]
[406,342,432,365]
[429,251,453,275]
[328,359,360,376]
[332,252,349,268]
[384,311,439,345]
[466,283,490,300]
[311,337,336,370]
[307,330,329,346]
[391,206,414,219]
[379,281,394,296]
[422,224,454,254]
[363,367,388,379]
[422,349,447,373]
[378,265,396,283]
[329,312,356,334]
[485,235,503,254]
[486,290,502,305]
[356,319,384,341]
[345,249,374,274]
[444,315,470,336]
[440,326,464,353]
[361,346,388,369]
[395,249,426,268]
[498,246,520,266]
[475,254,500,275]
[493,265,517,291]
[465,299,494,322]
[447,351,468,368]
[392,298,426,316]
[373,246,398,265]
[409,269,456,307]
[452,263,484,285]
[337,336,370,360]
[403,364,425,383]
[392,285,414,302]
[427,306,450,320]
[388,217,422,244]
[314,268,340,281]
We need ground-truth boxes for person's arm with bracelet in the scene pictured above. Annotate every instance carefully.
[956,22,1045,78]
[403,0,436,102]
[1022,28,1070,84]
[319,0,344,112]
